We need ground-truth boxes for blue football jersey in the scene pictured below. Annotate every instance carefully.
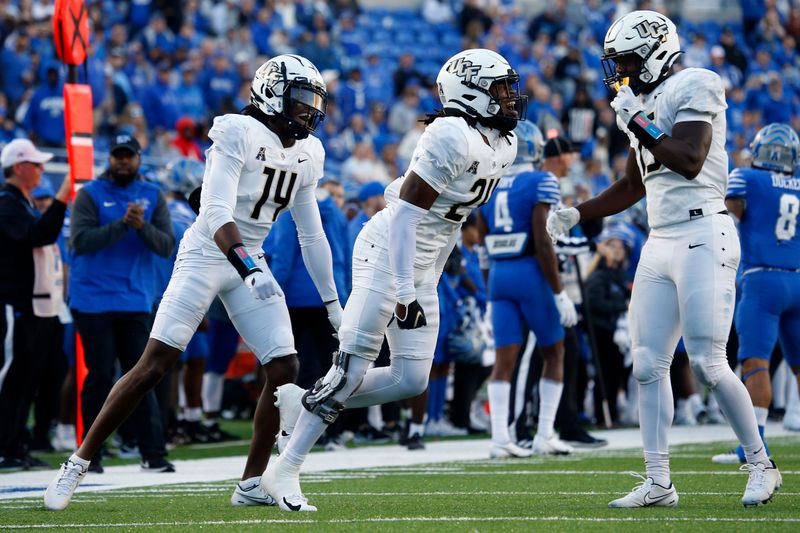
[727,167,800,270]
[481,170,560,259]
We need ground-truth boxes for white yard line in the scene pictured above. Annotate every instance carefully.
[0,422,796,500]
[5,516,800,529]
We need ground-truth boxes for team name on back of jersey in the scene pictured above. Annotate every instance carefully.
[772,174,800,191]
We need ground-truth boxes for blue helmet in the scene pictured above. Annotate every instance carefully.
[751,123,800,174]
[161,158,205,195]
[513,121,544,167]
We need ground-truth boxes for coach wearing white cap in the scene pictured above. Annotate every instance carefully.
[0,138,70,470]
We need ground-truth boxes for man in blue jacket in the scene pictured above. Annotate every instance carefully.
[68,135,175,473]
[268,179,350,390]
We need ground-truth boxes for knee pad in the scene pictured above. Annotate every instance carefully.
[631,348,670,384]
[301,394,344,424]
[690,355,727,388]
[393,357,431,398]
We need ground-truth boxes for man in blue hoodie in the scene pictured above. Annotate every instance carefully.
[68,135,175,473]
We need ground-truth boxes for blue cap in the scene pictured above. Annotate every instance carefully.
[358,181,385,202]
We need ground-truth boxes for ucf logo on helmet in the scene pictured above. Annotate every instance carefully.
[633,19,669,43]
[446,57,481,84]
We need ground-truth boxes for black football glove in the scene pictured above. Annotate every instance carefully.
[395,300,427,330]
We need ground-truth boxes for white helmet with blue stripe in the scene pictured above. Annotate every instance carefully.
[751,123,800,174]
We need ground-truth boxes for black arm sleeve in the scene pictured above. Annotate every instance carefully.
[70,189,128,255]
[136,191,175,257]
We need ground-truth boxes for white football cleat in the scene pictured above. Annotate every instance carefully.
[262,455,317,512]
[711,449,745,464]
[531,434,573,455]
[231,478,276,506]
[274,383,305,453]
[490,441,533,459]
[741,460,782,507]
[783,407,800,431]
[44,457,89,510]
[608,474,678,508]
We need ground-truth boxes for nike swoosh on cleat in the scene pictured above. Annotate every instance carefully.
[643,491,673,505]
[283,497,302,511]
[298,158,308,163]
[688,243,705,249]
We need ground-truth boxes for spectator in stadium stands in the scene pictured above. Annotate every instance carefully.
[177,64,207,123]
[142,62,182,133]
[388,85,422,136]
[0,139,69,470]
[710,46,744,92]
[527,0,566,42]
[0,93,26,144]
[338,68,368,120]
[170,116,203,160]
[393,53,427,98]
[562,84,596,150]
[69,134,175,473]
[202,51,238,116]
[24,64,66,148]
[297,31,342,73]
[0,28,33,107]
[458,0,494,37]
[719,26,749,74]
[340,141,391,185]
[348,180,386,249]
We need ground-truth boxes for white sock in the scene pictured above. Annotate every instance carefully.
[753,406,769,427]
[676,398,688,417]
[409,422,425,438]
[202,372,224,413]
[69,453,90,468]
[536,378,563,439]
[178,368,187,410]
[184,407,202,422]
[638,377,673,454]
[644,451,671,487]
[488,380,511,445]
[282,409,328,467]
[711,369,769,465]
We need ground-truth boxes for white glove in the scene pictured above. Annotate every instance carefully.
[546,207,580,244]
[554,291,578,328]
[244,270,283,300]
[325,300,343,336]
[610,85,643,126]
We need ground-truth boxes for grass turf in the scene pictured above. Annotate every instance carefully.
[2,437,798,532]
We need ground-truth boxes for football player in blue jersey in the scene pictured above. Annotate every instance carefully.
[479,125,578,458]
[712,123,800,464]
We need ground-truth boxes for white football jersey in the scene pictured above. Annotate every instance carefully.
[184,113,325,256]
[632,68,728,228]
[362,116,517,269]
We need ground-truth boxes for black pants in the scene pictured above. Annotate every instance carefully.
[289,307,338,390]
[72,310,165,462]
[33,321,68,442]
[0,307,60,458]
[555,326,584,434]
[451,362,490,428]
[593,327,625,426]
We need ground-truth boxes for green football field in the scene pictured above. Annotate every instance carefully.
[1,437,799,532]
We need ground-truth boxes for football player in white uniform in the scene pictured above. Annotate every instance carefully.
[44,55,343,511]
[547,11,781,508]
[263,49,524,511]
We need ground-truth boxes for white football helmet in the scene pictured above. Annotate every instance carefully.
[436,49,527,133]
[751,123,800,174]
[250,54,327,139]
[602,10,681,94]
